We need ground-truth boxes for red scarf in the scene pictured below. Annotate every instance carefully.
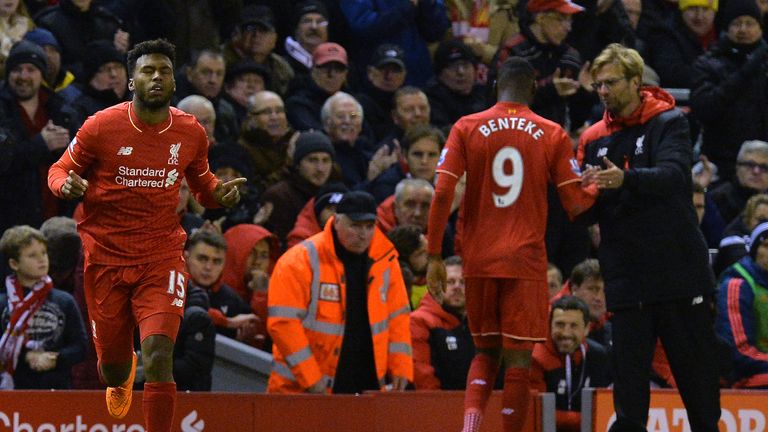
[0,275,54,377]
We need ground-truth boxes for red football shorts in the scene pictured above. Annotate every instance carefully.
[83,255,187,364]
[465,277,548,350]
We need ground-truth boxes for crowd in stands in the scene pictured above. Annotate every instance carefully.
[0,0,766,421]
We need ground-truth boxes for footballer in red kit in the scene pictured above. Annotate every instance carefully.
[426,58,595,432]
[47,40,244,432]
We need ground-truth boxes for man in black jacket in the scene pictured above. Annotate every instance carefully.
[579,43,720,432]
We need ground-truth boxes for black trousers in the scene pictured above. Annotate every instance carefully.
[608,297,721,432]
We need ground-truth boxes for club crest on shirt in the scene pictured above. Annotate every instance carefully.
[438,147,449,166]
[168,142,181,165]
[319,283,341,302]
[635,135,645,155]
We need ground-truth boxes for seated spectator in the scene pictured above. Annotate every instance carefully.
[23,28,79,103]
[261,131,336,247]
[175,48,239,144]
[286,42,349,132]
[204,149,261,233]
[707,140,768,231]
[184,230,260,345]
[0,225,87,389]
[691,0,767,182]
[175,179,204,236]
[567,259,610,347]
[222,60,270,129]
[177,95,217,146]
[237,90,297,191]
[369,124,444,203]
[39,216,81,294]
[646,0,718,88]
[388,225,429,309]
[425,39,489,131]
[286,182,348,249]
[356,43,407,142]
[220,223,280,307]
[530,295,612,432]
[716,221,768,388]
[715,193,768,275]
[71,40,128,118]
[283,0,330,84]
[222,4,294,96]
[547,263,564,300]
[0,0,33,77]
[410,255,476,389]
[377,178,434,233]
[173,283,216,391]
[381,86,432,148]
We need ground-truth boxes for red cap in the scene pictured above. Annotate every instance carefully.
[312,42,348,67]
[527,0,585,14]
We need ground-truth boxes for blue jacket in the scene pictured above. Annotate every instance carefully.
[717,256,768,388]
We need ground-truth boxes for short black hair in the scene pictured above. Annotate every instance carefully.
[127,39,176,75]
[550,295,591,325]
[387,224,423,259]
[402,124,445,153]
[569,258,601,287]
[497,57,535,93]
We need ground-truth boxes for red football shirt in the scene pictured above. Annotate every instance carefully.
[48,102,219,265]
[427,102,594,279]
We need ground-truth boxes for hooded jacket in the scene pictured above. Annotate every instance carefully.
[287,197,323,249]
[220,224,280,301]
[578,87,715,310]
[267,216,413,393]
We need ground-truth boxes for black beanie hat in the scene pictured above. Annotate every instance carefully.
[722,0,762,28]
[293,131,336,165]
[81,40,126,84]
[5,40,48,79]
[433,39,477,75]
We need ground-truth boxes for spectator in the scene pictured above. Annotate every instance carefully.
[646,0,718,88]
[35,0,129,79]
[237,90,297,191]
[39,216,81,295]
[220,224,280,304]
[284,0,330,83]
[716,221,768,388]
[184,230,260,344]
[175,179,204,236]
[203,152,261,234]
[0,225,87,389]
[579,43,720,431]
[222,61,270,129]
[0,0,33,77]
[267,191,413,393]
[286,182,348,249]
[382,86,432,147]
[425,39,489,131]
[691,0,767,182]
[261,131,337,247]
[530,295,612,432]
[369,124,444,203]
[173,283,216,391]
[547,263,564,300]
[22,28,80,103]
[377,178,434,233]
[708,140,768,228]
[176,48,239,145]
[176,95,216,146]
[0,40,80,235]
[410,255,476,389]
[715,193,768,275]
[339,0,450,87]
[222,4,294,96]
[447,0,520,65]
[286,42,349,132]
[71,40,128,119]
[562,259,611,347]
[388,224,429,308]
[356,43,408,142]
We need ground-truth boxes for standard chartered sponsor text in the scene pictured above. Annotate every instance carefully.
[116,166,166,188]
[0,412,143,432]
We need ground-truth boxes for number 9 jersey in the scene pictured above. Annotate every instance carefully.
[431,101,596,280]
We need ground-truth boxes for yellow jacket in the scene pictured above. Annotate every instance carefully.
[267,217,413,393]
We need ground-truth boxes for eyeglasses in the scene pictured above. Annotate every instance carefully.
[333,111,360,122]
[590,77,626,91]
[737,160,768,173]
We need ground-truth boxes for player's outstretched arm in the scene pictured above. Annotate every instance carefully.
[60,170,89,199]
[213,177,247,208]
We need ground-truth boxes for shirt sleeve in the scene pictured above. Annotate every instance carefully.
[48,117,99,198]
[427,123,466,255]
[549,128,596,219]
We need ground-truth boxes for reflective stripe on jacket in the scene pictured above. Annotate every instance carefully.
[267,216,413,393]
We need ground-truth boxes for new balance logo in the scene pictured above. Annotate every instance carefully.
[171,298,184,307]
[117,147,133,156]
[165,169,179,187]
[181,410,205,432]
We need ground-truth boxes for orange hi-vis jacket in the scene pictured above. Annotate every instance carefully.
[267,216,414,393]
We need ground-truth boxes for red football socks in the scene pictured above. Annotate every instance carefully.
[501,367,530,432]
[463,353,500,431]
[143,382,176,432]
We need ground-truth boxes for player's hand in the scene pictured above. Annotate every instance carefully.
[41,121,70,151]
[214,177,247,208]
[306,379,326,394]
[388,375,409,391]
[595,157,624,189]
[61,170,88,199]
[426,255,447,299]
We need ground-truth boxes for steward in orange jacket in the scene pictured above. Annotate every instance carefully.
[267,192,413,393]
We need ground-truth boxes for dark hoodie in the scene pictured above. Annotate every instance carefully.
[578,87,715,310]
